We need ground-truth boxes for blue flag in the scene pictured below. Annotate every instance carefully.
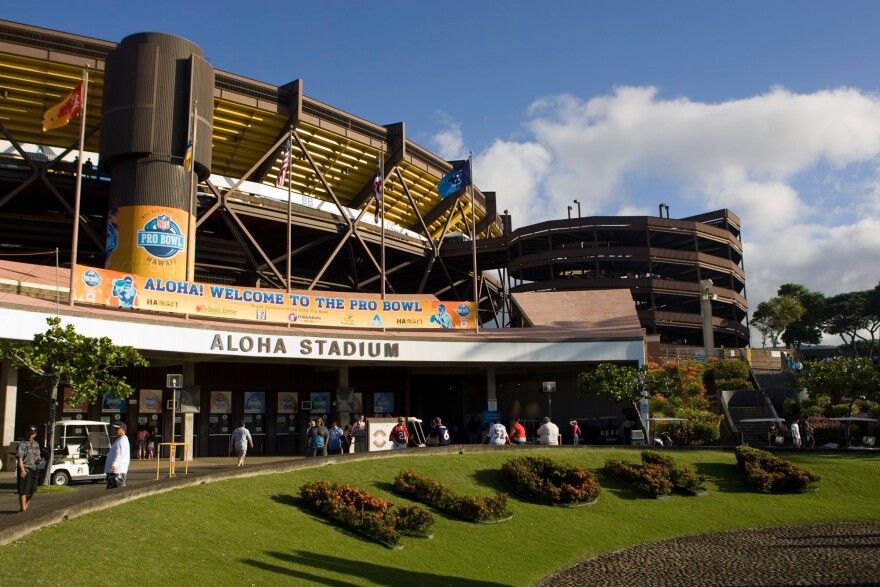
[437,163,471,199]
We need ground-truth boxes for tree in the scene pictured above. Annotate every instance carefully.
[777,284,825,349]
[0,317,148,484]
[576,363,644,404]
[798,357,880,416]
[751,295,805,348]
[822,292,870,356]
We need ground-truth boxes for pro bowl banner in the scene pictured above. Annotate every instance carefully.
[74,265,477,330]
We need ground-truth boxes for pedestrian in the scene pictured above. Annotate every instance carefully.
[537,417,560,446]
[16,425,42,512]
[570,419,582,445]
[231,421,253,467]
[390,417,409,449]
[105,422,130,489]
[487,419,509,445]
[790,419,801,448]
[305,419,316,457]
[328,421,344,455]
[510,418,527,444]
[135,425,148,459]
[146,423,157,459]
[341,423,353,453]
[800,418,815,449]
[351,414,366,453]
[311,418,329,457]
[431,417,451,446]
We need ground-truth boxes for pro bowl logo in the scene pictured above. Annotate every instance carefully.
[137,214,184,259]
[82,269,102,288]
[455,303,471,318]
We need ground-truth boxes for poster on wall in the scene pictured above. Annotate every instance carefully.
[336,388,362,413]
[373,392,394,415]
[62,386,85,413]
[310,392,331,414]
[277,392,298,414]
[210,391,232,414]
[101,390,126,413]
[244,391,265,413]
[178,385,201,414]
[139,389,162,413]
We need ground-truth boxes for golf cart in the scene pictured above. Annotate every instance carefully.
[42,419,112,486]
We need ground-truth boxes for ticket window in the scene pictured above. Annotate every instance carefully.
[208,413,232,456]
[244,414,265,456]
[276,414,298,455]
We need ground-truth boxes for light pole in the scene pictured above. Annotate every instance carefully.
[700,279,715,358]
[573,199,580,217]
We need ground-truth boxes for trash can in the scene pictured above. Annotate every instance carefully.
[5,441,20,472]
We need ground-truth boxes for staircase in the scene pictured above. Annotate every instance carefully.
[729,405,777,446]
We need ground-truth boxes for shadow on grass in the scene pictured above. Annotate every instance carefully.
[692,462,750,494]
[242,551,511,586]
[592,469,650,501]
[470,468,507,492]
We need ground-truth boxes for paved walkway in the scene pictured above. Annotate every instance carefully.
[3,453,880,586]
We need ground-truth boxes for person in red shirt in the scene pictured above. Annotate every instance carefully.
[391,417,409,449]
[510,418,527,445]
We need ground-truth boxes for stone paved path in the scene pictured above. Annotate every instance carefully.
[539,521,880,587]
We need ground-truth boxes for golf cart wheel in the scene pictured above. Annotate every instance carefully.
[51,470,70,486]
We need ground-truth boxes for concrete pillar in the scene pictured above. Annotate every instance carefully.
[181,362,196,461]
[486,366,497,411]
[1,360,18,471]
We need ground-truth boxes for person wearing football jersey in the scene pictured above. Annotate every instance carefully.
[487,420,509,445]
[391,417,409,449]
[431,417,451,446]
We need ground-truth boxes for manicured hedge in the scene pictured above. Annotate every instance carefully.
[734,446,821,493]
[605,450,707,497]
[393,470,510,522]
[501,455,601,506]
[299,480,434,547]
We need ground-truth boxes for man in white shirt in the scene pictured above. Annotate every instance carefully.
[105,422,131,488]
[536,417,560,446]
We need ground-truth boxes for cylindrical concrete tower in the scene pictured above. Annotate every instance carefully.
[100,32,213,281]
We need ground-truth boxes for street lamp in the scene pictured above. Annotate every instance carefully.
[573,199,581,217]
[567,205,572,219]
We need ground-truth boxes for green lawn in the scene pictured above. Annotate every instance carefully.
[1,448,877,586]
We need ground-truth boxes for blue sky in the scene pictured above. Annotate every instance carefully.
[7,1,880,343]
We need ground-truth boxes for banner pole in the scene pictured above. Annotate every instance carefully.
[68,68,88,307]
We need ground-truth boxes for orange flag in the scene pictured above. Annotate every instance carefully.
[42,82,84,131]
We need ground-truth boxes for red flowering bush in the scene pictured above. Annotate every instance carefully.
[393,470,510,522]
[639,450,707,493]
[299,480,434,546]
[734,446,821,493]
[501,456,601,506]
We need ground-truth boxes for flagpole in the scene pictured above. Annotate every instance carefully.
[469,152,478,333]
[68,68,88,307]
[380,146,386,300]
[186,101,197,282]
[286,126,293,294]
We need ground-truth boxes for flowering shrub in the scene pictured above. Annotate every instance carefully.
[605,458,673,497]
[640,450,707,493]
[734,446,821,493]
[500,456,601,506]
[393,470,510,522]
[299,480,434,546]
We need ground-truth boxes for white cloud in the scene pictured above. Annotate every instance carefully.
[430,112,465,160]
[477,85,880,344]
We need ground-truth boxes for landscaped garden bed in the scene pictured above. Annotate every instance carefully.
[605,450,708,498]
[500,455,601,506]
[299,480,434,548]
[393,470,511,523]
[734,446,821,493]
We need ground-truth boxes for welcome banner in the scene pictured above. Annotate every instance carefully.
[73,265,477,330]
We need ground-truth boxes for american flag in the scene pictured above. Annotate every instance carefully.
[276,137,291,188]
[373,160,382,222]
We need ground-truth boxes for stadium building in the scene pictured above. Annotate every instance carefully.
[0,21,745,460]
